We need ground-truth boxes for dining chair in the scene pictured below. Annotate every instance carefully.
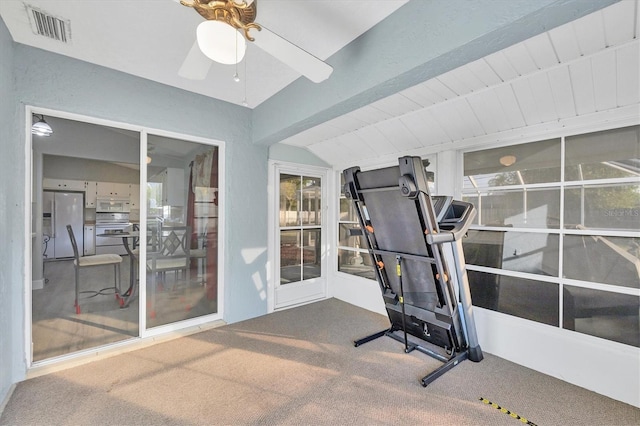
[66,224,123,314]
[128,223,159,291]
[131,223,160,253]
[146,225,191,318]
[190,230,207,285]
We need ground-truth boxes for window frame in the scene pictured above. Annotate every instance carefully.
[461,126,640,347]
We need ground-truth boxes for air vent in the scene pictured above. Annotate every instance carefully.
[26,4,71,43]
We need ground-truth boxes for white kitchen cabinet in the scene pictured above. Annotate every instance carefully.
[161,168,185,206]
[43,178,85,191]
[97,181,130,198]
[83,225,95,256]
[84,181,97,208]
[128,183,140,208]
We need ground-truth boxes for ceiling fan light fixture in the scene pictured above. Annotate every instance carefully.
[197,20,246,65]
[31,114,53,137]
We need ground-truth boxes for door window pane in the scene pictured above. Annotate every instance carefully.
[146,137,219,328]
[280,174,300,227]
[563,235,639,289]
[280,230,301,284]
[301,176,322,226]
[302,229,321,280]
[563,285,639,347]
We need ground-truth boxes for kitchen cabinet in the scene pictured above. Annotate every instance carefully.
[43,178,85,191]
[83,225,95,256]
[160,168,185,206]
[97,181,130,198]
[84,181,97,208]
[128,183,140,208]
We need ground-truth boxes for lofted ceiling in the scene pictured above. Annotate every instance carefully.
[280,0,640,169]
[0,0,408,108]
[2,1,638,170]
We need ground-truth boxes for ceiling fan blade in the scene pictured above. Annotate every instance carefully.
[178,40,212,80]
[253,26,333,83]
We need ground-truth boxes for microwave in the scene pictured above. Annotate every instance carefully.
[96,197,131,213]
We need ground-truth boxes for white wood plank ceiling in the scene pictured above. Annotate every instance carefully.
[280,1,640,169]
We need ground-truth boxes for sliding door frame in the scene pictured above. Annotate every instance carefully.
[24,105,225,371]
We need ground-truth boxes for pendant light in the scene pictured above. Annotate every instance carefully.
[32,114,53,137]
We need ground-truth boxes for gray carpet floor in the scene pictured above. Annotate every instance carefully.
[2,298,639,425]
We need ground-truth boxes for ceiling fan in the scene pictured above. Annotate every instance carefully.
[177,0,333,83]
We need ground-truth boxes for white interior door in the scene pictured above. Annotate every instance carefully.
[274,165,327,309]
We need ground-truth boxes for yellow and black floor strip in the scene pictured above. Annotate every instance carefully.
[479,397,538,426]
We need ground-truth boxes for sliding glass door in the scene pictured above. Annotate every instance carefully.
[29,109,223,363]
[31,115,141,361]
[145,134,220,328]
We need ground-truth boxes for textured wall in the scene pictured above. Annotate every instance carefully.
[3,32,270,387]
[269,143,329,168]
[0,16,19,406]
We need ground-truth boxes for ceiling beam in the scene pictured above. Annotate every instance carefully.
[252,0,620,146]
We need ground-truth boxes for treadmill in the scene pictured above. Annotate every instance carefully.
[343,156,483,387]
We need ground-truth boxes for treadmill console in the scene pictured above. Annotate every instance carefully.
[432,196,453,222]
[432,196,473,225]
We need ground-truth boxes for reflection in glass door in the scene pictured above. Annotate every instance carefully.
[276,170,326,308]
[31,114,141,362]
[145,135,219,328]
[29,112,223,364]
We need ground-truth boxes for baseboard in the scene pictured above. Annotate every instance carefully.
[0,383,16,418]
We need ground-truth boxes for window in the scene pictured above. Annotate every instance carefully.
[337,158,435,280]
[337,174,376,280]
[463,126,640,347]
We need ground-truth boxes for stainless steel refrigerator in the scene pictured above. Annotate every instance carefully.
[42,191,84,259]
